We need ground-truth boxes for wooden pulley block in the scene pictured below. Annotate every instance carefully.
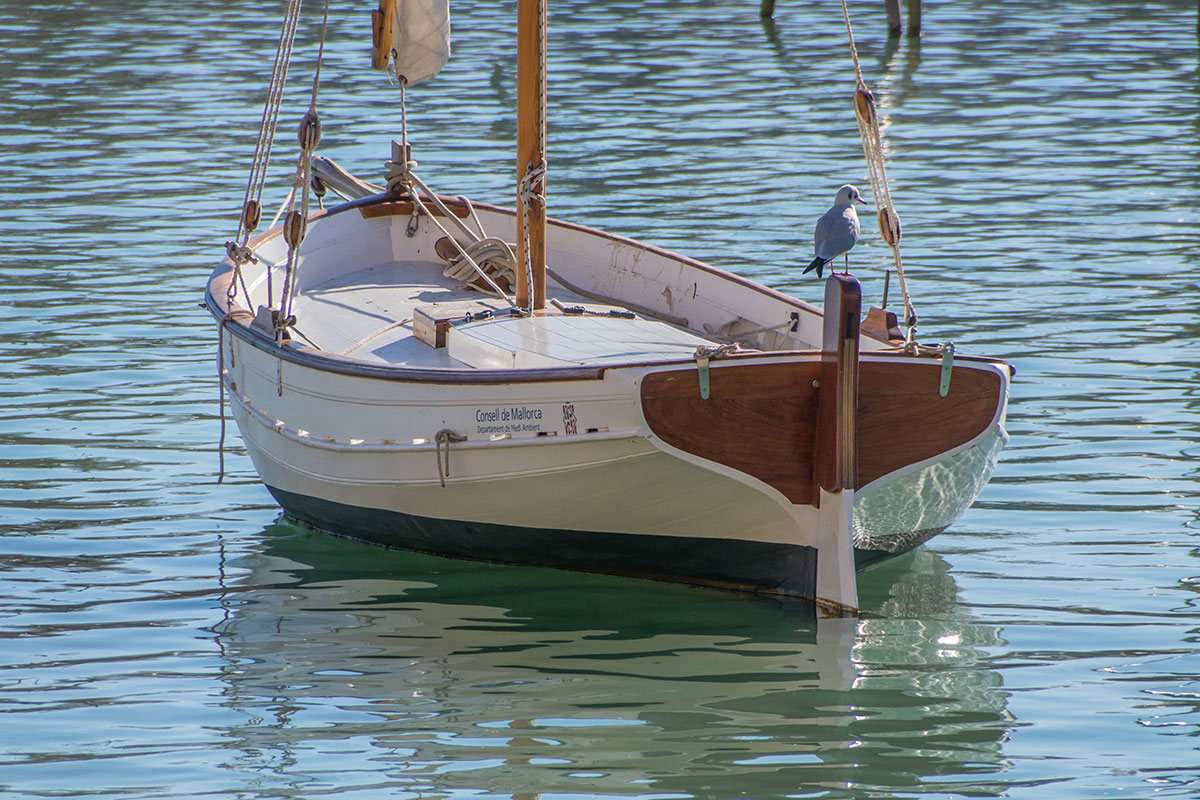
[878,206,901,246]
[283,209,306,248]
[241,199,261,232]
[297,111,322,151]
[854,87,876,126]
[370,1,395,72]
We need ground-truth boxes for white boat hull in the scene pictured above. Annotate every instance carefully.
[219,323,1007,602]
[223,345,827,596]
[209,192,1010,611]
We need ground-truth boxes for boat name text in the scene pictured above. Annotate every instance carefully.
[475,405,546,435]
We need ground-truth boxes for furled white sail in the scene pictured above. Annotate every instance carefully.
[373,0,450,85]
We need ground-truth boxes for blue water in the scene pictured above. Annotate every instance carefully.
[2,0,1199,796]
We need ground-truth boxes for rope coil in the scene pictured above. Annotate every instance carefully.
[440,237,518,293]
[404,172,520,307]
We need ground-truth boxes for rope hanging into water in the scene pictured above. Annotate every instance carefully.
[217,0,306,484]
[216,319,229,484]
[838,0,918,341]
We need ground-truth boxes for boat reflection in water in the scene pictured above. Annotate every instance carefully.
[211,521,1015,796]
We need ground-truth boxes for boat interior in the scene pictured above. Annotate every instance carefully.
[279,257,721,371]
[226,186,891,373]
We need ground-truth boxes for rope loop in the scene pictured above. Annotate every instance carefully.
[693,342,743,361]
[519,157,547,208]
[518,157,547,314]
[386,156,418,196]
[434,429,468,488]
[439,237,518,295]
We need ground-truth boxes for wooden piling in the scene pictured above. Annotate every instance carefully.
[907,0,922,37]
[885,0,902,37]
[760,0,775,19]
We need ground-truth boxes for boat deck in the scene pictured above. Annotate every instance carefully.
[289,258,718,369]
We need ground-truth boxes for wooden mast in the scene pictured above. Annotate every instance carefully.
[516,0,547,311]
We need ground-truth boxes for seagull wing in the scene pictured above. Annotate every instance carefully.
[814,205,860,261]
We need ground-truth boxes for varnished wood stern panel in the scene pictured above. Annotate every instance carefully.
[640,355,1005,505]
[858,358,1004,488]
[640,361,822,505]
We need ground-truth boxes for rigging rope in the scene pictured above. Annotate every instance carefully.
[405,172,521,307]
[838,0,918,342]
[218,0,305,483]
[226,0,305,310]
[401,79,409,163]
[278,0,333,336]
[217,0,329,479]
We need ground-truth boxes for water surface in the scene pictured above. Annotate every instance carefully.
[2,0,1199,797]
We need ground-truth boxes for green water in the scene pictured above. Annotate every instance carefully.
[2,0,1199,796]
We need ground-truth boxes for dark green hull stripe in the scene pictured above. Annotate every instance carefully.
[267,485,819,598]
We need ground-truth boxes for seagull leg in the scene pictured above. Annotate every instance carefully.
[843,253,850,275]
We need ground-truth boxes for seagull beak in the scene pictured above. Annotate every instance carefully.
[856,196,867,204]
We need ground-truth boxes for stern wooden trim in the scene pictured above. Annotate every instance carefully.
[640,361,821,505]
[858,357,1004,488]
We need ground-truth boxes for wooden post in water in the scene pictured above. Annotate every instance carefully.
[907,0,922,37]
[516,0,547,311]
[885,0,902,37]
[760,0,775,18]
[885,0,922,37]
[812,273,861,615]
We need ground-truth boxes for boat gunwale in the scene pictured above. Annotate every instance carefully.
[207,283,1009,386]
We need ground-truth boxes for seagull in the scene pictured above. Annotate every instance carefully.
[803,184,866,278]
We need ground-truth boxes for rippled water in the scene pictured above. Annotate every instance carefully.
[2,0,1199,797]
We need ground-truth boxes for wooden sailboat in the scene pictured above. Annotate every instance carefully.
[206,0,1011,614]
